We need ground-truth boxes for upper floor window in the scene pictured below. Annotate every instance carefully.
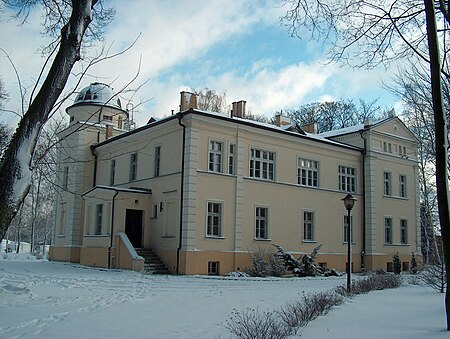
[298,158,318,187]
[250,148,275,180]
[130,153,138,181]
[384,171,392,196]
[110,160,115,186]
[95,204,103,235]
[339,166,356,193]
[207,202,223,237]
[303,211,315,241]
[103,115,112,121]
[229,144,236,175]
[399,175,407,198]
[399,145,407,156]
[154,146,161,177]
[400,219,408,244]
[383,142,392,153]
[209,140,223,173]
[384,217,392,244]
[255,207,269,239]
[343,215,353,243]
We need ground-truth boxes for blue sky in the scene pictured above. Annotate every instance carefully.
[0,0,401,128]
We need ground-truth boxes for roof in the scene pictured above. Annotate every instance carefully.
[73,83,122,109]
[82,185,152,197]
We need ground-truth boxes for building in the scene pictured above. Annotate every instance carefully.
[49,83,421,275]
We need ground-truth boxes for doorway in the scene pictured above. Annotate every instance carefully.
[125,209,143,248]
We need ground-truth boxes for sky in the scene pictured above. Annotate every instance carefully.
[0,0,402,128]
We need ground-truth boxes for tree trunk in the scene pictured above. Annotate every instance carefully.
[424,0,450,330]
[0,0,96,241]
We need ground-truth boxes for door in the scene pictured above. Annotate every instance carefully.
[125,209,143,248]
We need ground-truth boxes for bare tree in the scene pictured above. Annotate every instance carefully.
[281,0,450,328]
[0,1,114,241]
[193,87,227,113]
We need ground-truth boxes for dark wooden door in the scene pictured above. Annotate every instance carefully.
[125,209,143,248]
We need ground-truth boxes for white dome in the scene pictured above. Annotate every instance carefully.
[74,83,122,109]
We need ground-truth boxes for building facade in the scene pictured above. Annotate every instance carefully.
[49,84,421,275]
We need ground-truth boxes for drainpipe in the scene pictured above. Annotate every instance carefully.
[359,129,367,271]
[90,131,100,187]
[176,112,187,274]
[108,190,119,269]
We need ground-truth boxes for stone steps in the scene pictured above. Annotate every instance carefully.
[135,248,171,275]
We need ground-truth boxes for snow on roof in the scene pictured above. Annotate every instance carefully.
[318,124,365,138]
[83,185,152,196]
[74,83,122,109]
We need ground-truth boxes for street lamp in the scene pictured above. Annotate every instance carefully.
[342,193,357,292]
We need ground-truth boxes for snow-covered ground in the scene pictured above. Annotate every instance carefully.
[0,252,447,338]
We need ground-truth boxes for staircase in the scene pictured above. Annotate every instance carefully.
[135,248,171,275]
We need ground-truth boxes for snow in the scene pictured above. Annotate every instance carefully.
[0,253,447,338]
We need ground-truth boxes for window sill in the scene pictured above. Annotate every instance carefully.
[302,240,317,243]
[161,236,176,239]
[57,235,65,238]
[83,234,110,238]
[254,238,271,242]
[342,242,356,245]
[384,243,410,246]
[205,236,225,240]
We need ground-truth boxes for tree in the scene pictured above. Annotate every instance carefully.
[0,1,114,242]
[281,0,450,328]
[193,87,227,113]
[286,99,383,133]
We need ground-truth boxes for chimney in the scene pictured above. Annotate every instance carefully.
[105,125,113,139]
[231,100,246,118]
[180,91,197,111]
[302,123,318,134]
[275,114,291,127]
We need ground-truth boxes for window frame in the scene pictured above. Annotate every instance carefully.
[250,148,275,181]
[209,140,224,173]
[206,201,223,238]
[399,174,407,198]
[343,214,354,244]
[130,152,138,181]
[229,143,236,175]
[400,219,408,244]
[338,165,356,193]
[303,210,315,241]
[384,171,392,196]
[297,158,319,187]
[384,217,393,244]
[154,145,161,177]
[255,206,269,240]
[95,204,103,235]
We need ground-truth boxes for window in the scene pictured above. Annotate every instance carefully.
[130,153,138,181]
[208,261,220,275]
[384,172,392,196]
[103,115,112,121]
[343,215,353,243]
[63,166,69,189]
[383,142,392,153]
[154,146,161,177]
[399,145,407,156]
[400,219,408,244]
[207,202,223,237]
[250,148,275,180]
[110,160,115,186]
[209,140,223,172]
[95,204,103,235]
[255,207,269,239]
[339,166,356,193]
[298,158,318,187]
[229,144,236,175]
[303,211,315,241]
[152,204,158,219]
[399,175,407,198]
[384,217,392,244]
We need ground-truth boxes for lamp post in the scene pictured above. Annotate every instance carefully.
[342,194,357,292]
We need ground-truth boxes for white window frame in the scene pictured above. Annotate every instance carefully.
[130,152,138,181]
[229,143,236,175]
[95,204,103,235]
[400,219,408,244]
[384,217,392,244]
[298,158,319,187]
[399,174,407,198]
[152,204,158,219]
[250,148,275,181]
[206,201,223,237]
[209,140,223,173]
[384,171,392,196]
[154,146,161,177]
[339,166,356,193]
[343,215,354,243]
[303,210,315,241]
[255,206,269,240]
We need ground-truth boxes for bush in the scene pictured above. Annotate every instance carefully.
[336,273,402,297]
[244,249,285,277]
[422,258,446,293]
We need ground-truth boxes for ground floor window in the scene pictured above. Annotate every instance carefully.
[255,207,269,239]
[207,202,223,237]
[208,261,220,275]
